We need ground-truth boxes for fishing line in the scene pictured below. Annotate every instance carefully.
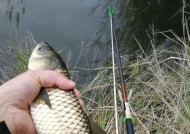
[107,2,119,134]
[108,1,135,134]
[110,11,119,134]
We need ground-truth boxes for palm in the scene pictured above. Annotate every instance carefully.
[0,70,77,134]
[5,106,36,134]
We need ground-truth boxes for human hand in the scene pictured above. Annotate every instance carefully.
[0,70,83,134]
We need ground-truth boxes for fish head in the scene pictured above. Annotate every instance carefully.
[28,42,67,71]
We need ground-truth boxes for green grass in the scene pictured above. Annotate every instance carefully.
[80,31,190,133]
[0,33,35,82]
[79,11,190,133]
[1,18,190,134]
[1,32,190,133]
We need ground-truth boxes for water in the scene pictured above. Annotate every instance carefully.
[0,0,104,52]
[1,0,189,57]
[95,0,190,54]
[0,0,106,82]
[1,0,189,82]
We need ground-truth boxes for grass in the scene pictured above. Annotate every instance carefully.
[79,14,190,134]
[0,33,35,82]
[1,10,190,134]
[80,27,190,133]
[1,30,190,134]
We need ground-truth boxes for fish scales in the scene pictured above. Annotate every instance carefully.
[30,89,90,134]
[28,42,92,134]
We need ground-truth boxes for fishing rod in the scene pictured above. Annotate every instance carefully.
[108,5,135,134]
[109,4,119,134]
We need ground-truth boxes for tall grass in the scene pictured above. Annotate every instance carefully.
[1,8,190,134]
[81,1,190,133]
[0,30,190,134]
[80,27,190,134]
[0,33,35,83]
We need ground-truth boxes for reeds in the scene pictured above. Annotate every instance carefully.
[0,12,190,133]
[80,28,190,133]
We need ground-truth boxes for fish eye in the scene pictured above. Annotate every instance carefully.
[37,44,50,52]
[38,46,42,52]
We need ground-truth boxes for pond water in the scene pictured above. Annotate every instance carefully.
[0,0,189,83]
[0,0,106,82]
[0,0,104,49]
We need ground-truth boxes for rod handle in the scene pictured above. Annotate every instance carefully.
[126,119,135,134]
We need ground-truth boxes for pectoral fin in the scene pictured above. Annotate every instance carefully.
[36,89,52,109]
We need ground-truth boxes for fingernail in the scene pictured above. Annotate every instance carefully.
[69,80,76,87]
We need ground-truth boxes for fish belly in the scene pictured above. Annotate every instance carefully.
[30,89,91,134]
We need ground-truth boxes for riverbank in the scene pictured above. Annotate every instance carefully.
[0,28,190,133]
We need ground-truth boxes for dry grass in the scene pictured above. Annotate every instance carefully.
[0,30,190,134]
[1,4,190,133]
[80,30,190,134]
[0,32,35,83]
[81,1,190,133]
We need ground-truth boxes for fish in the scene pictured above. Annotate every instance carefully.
[28,42,106,134]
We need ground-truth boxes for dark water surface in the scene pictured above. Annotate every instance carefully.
[1,0,188,63]
[0,0,104,52]
[93,0,190,55]
[0,0,106,82]
[1,0,189,82]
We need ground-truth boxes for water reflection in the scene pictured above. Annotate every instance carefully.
[95,0,190,54]
[1,0,26,27]
[0,0,105,84]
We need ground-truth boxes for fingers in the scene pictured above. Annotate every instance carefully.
[78,99,85,107]
[74,89,81,99]
[0,70,76,106]
[32,70,76,90]
[74,89,84,107]
[0,70,85,109]
[34,71,84,107]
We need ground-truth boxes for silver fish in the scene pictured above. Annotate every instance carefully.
[28,42,106,134]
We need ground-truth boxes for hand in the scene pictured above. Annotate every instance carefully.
[0,70,83,134]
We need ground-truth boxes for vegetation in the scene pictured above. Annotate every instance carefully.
[0,33,35,82]
[1,8,190,134]
[85,1,190,133]
[82,27,190,134]
[1,28,190,134]
[0,0,189,134]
